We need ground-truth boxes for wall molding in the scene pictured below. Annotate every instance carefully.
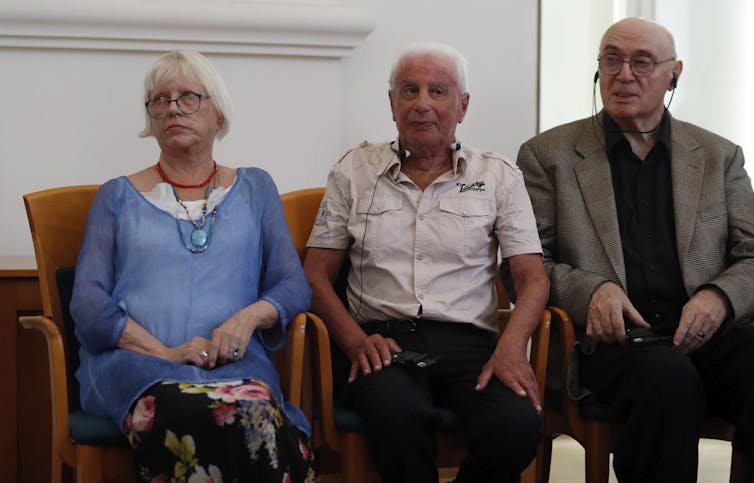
[0,0,374,58]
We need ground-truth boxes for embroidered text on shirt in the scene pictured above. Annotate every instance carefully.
[457,181,486,193]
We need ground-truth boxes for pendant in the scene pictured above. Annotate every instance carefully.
[191,228,208,247]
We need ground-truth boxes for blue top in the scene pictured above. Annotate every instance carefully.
[70,168,312,434]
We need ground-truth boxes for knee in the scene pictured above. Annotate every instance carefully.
[469,400,541,452]
[363,394,433,431]
[643,355,703,403]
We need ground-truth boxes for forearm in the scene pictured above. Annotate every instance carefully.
[304,247,367,353]
[499,254,550,353]
[500,277,549,353]
[310,276,366,353]
[118,317,168,358]
[237,299,279,331]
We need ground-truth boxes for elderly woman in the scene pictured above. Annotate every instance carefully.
[70,50,317,482]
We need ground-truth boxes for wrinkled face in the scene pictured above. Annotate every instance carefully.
[389,54,469,153]
[148,77,223,152]
[598,19,682,128]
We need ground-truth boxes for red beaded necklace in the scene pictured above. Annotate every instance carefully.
[156,161,217,189]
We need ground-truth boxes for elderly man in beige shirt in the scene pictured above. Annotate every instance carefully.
[304,42,549,483]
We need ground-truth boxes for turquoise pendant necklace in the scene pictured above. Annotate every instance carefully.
[171,182,217,253]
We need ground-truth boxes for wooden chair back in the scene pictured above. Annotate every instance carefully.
[24,186,99,331]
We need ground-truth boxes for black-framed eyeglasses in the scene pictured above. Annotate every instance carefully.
[145,92,209,118]
[597,54,675,77]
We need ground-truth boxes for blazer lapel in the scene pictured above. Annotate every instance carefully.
[574,117,627,288]
[669,116,704,266]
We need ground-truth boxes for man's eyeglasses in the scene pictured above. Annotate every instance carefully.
[597,54,675,77]
[145,92,209,118]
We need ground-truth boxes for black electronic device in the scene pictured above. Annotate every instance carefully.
[626,327,673,345]
[391,350,438,369]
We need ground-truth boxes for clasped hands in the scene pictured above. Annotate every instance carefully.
[167,313,256,369]
[587,282,728,353]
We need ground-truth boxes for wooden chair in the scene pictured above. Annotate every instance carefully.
[534,305,742,483]
[280,186,551,482]
[20,185,308,483]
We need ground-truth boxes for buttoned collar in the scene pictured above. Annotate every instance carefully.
[386,139,466,180]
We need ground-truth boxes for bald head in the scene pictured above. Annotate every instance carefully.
[596,17,683,132]
[600,17,677,59]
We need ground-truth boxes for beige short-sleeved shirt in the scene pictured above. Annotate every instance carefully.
[307,140,542,331]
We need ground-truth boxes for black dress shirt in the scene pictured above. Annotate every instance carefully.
[604,114,689,333]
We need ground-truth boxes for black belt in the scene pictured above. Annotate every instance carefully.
[364,318,421,334]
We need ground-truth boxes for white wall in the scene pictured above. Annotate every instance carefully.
[0,0,539,256]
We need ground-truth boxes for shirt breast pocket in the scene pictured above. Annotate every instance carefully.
[438,197,493,257]
[355,195,404,256]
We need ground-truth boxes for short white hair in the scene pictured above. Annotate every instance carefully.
[389,42,469,93]
[139,50,232,139]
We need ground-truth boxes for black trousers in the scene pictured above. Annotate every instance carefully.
[334,319,541,483]
[579,325,754,483]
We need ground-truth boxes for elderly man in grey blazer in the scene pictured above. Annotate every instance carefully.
[517,17,754,482]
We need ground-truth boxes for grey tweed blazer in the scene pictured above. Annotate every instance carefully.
[516,112,754,335]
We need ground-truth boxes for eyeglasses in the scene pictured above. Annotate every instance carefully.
[597,54,675,77]
[145,92,209,118]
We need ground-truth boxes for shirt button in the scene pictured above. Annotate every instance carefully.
[418,294,424,300]
[417,254,424,261]
[418,213,425,220]
[649,265,656,271]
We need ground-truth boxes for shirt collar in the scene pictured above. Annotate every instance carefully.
[603,112,672,155]
[388,139,466,179]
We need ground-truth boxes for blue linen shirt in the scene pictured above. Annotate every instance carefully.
[70,167,312,433]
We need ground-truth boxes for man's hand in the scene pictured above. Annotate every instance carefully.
[344,333,402,383]
[673,288,729,353]
[587,282,650,343]
[475,340,542,413]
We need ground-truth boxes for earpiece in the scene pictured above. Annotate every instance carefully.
[593,71,599,83]
[671,75,678,89]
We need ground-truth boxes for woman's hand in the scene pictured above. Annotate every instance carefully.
[119,318,220,368]
[164,336,219,368]
[211,300,279,364]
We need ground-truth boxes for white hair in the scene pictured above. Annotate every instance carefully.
[139,50,232,139]
[389,42,469,93]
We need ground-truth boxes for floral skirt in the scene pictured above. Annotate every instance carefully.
[123,379,319,483]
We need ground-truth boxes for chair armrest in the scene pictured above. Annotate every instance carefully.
[546,306,587,439]
[279,313,307,408]
[304,312,340,454]
[18,315,76,466]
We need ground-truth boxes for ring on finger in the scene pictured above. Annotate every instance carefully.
[696,331,705,339]
[226,346,240,361]
[199,350,209,360]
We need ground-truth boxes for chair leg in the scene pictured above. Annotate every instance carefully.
[51,451,63,483]
[340,432,369,483]
[532,436,553,483]
[76,445,105,483]
[584,422,611,483]
[520,460,535,483]
[730,449,747,483]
